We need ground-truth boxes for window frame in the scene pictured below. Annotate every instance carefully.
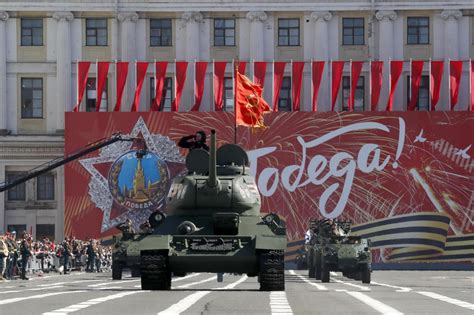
[85,78,108,112]
[21,78,43,119]
[278,76,292,111]
[36,173,55,201]
[213,18,236,47]
[150,77,173,111]
[342,76,365,111]
[150,18,173,47]
[21,18,44,47]
[278,18,300,47]
[407,17,430,45]
[342,18,365,46]
[406,75,430,111]
[85,18,108,47]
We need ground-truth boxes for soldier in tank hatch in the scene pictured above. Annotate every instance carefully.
[178,130,209,151]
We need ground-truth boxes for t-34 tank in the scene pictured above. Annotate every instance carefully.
[127,130,287,291]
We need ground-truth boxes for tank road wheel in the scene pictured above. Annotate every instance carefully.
[321,260,330,283]
[361,264,371,284]
[315,253,322,280]
[131,268,141,278]
[140,251,171,290]
[112,262,123,280]
[259,250,285,291]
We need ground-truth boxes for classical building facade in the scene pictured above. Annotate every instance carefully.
[0,0,473,240]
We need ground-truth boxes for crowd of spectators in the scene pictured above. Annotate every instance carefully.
[0,230,112,281]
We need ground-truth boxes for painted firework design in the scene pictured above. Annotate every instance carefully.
[65,112,473,264]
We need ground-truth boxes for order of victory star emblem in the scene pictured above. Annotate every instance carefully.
[79,117,185,233]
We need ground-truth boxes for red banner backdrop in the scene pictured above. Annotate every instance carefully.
[171,61,188,112]
[370,61,383,111]
[349,61,363,111]
[65,112,474,264]
[151,61,168,112]
[191,61,208,112]
[213,61,227,111]
[311,61,325,112]
[73,61,91,112]
[331,61,345,111]
[408,60,424,111]
[292,62,305,111]
[386,60,404,111]
[114,62,128,112]
[450,60,463,110]
[430,61,444,111]
[254,61,267,89]
[272,62,286,111]
[95,62,110,112]
[131,62,148,112]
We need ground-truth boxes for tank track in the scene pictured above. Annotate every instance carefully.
[259,250,285,291]
[140,250,171,290]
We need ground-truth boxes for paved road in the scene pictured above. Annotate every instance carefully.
[0,270,472,314]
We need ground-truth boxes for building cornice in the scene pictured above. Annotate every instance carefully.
[0,11,8,22]
[375,10,398,21]
[440,10,463,20]
[117,12,139,22]
[52,11,74,22]
[310,11,333,22]
[180,12,203,24]
[246,11,268,23]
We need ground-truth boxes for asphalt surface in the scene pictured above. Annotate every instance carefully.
[0,270,472,315]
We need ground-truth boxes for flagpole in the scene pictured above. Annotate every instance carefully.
[448,58,451,111]
[134,59,137,111]
[233,59,237,144]
[310,58,313,112]
[76,59,79,111]
[369,59,372,111]
[329,59,332,111]
[95,59,98,112]
[272,59,275,111]
[193,58,196,110]
[429,58,432,111]
[114,59,117,112]
[290,59,293,111]
[409,58,412,110]
[174,59,177,111]
[212,59,215,112]
[388,57,391,110]
[349,59,352,111]
[470,58,472,111]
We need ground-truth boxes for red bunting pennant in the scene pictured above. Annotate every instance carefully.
[386,60,404,111]
[272,62,286,112]
[430,61,444,111]
[131,62,149,112]
[331,61,345,111]
[471,61,474,111]
[214,61,227,111]
[95,62,109,112]
[311,61,324,112]
[408,60,424,111]
[73,61,91,112]
[349,61,364,111]
[114,62,128,112]
[370,61,383,111]
[254,61,267,88]
[171,61,188,112]
[449,60,463,110]
[292,61,304,111]
[151,61,168,111]
[191,61,208,112]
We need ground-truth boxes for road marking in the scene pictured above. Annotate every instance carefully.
[39,280,103,287]
[417,291,474,310]
[330,272,338,276]
[158,276,247,315]
[331,277,371,291]
[288,270,328,290]
[270,291,293,315]
[345,291,404,315]
[371,281,412,293]
[42,290,144,315]
[88,279,139,287]
[174,275,217,289]
[173,273,201,282]
[28,272,85,281]
[0,290,86,306]
[0,285,64,294]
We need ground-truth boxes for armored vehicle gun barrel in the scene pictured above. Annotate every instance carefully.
[208,129,218,188]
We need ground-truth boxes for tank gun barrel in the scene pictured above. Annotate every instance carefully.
[208,129,218,188]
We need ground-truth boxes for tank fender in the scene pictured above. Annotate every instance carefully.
[255,235,287,250]
[136,235,172,252]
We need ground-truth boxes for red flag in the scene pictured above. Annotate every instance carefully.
[214,61,227,111]
[114,62,128,112]
[430,61,444,111]
[235,71,270,128]
[272,62,286,111]
[151,61,168,111]
[370,61,383,111]
[95,62,109,112]
[253,61,267,88]
[331,61,345,111]
[131,62,148,112]
[386,60,404,111]
[191,61,208,112]
[450,60,463,110]
[292,61,305,111]
[73,61,91,112]
[471,61,474,111]
[171,61,188,112]
[349,61,364,111]
[311,61,324,112]
[408,60,424,111]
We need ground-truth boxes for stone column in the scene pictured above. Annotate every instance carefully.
[0,12,9,134]
[441,10,462,60]
[310,11,332,111]
[246,11,267,62]
[376,10,397,111]
[53,12,74,132]
[118,12,139,111]
[180,12,203,60]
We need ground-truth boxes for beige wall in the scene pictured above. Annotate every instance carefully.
[16,74,48,134]
[338,12,369,61]
[403,11,433,60]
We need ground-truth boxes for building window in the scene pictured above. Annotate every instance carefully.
[342,18,364,45]
[407,75,430,110]
[342,76,365,111]
[86,78,108,112]
[214,19,235,46]
[36,224,55,241]
[407,17,429,44]
[278,77,292,111]
[278,19,300,46]
[150,19,172,47]
[86,18,107,46]
[6,172,26,201]
[37,174,55,200]
[21,18,43,46]
[7,225,27,237]
[150,77,173,111]
[21,78,43,118]
[223,77,234,111]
